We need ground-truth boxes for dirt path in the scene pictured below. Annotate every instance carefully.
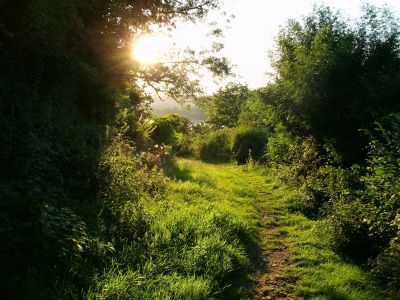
[252,187,297,300]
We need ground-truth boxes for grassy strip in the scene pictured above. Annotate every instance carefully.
[254,167,394,300]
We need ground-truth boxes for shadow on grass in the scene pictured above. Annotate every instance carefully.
[219,230,265,300]
[312,287,350,300]
[163,160,193,181]
[164,158,221,189]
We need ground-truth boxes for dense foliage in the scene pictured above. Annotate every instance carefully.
[197,128,232,162]
[270,4,400,165]
[231,128,268,164]
[150,113,190,146]
[197,82,249,128]
[328,115,400,273]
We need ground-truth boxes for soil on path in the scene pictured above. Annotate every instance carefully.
[252,190,297,300]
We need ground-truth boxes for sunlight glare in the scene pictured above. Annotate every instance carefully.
[132,35,168,64]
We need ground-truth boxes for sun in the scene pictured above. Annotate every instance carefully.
[132,35,168,64]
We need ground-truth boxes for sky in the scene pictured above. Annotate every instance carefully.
[178,0,400,91]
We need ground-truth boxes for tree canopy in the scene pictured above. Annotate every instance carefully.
[268,4,400,164]
[197,82,250,128]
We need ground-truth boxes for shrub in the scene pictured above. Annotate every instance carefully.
[372,234,400,287]
[265,125,351,219]
[292,166,358,219]
[264,124,293,165]
[327,199,379,263]
[362,115,400,281]
[150,114,190,146]
[232,127,267,164]
[197,129,232,162]
[327,115,400,267]
[97,138,168,243]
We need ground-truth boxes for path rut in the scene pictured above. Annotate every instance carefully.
[251,185,297,300]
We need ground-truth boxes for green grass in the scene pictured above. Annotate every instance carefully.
[159,159,262,299]
[89,159,393,299]
[88,159,263,299]
[161,159,394,299]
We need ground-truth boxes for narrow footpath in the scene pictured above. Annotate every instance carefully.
[243,171,297,300]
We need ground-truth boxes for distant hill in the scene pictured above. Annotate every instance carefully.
[152,99,206,122]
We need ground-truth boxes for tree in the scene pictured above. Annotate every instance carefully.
[269,4,400,164]
[197,82,249,128]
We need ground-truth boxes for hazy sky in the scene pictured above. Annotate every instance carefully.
[174,0,400,92]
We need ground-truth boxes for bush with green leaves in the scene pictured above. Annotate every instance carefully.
[197,128,232,162]
[327,114,400,271]
[150,114,190,149]
[231,127,268,164]
[264,124,295,165]
[362,115,400,283]
[372,235,400,287]
[196,82,250,128]
[178,122,213,158]
[327,198,380,263]
[268,4,400,165]
[290,165,358,220]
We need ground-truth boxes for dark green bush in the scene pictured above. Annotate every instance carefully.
[327,199,380,263]
[232,127,267,164]
[264,124,294,165]
[197,129,232,162]
[150,114,189,146]
[265,125,352,219]
[176,122,213,158]
[372,235,400,287]
[327,115,400,268]
[293,166,358,220]
[269,5,400,165]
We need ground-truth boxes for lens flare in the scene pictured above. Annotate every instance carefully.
[132,35,167,64]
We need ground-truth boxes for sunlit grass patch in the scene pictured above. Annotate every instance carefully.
[88,158,393,299]
[88,268,212,300]
[84,158,265,299]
